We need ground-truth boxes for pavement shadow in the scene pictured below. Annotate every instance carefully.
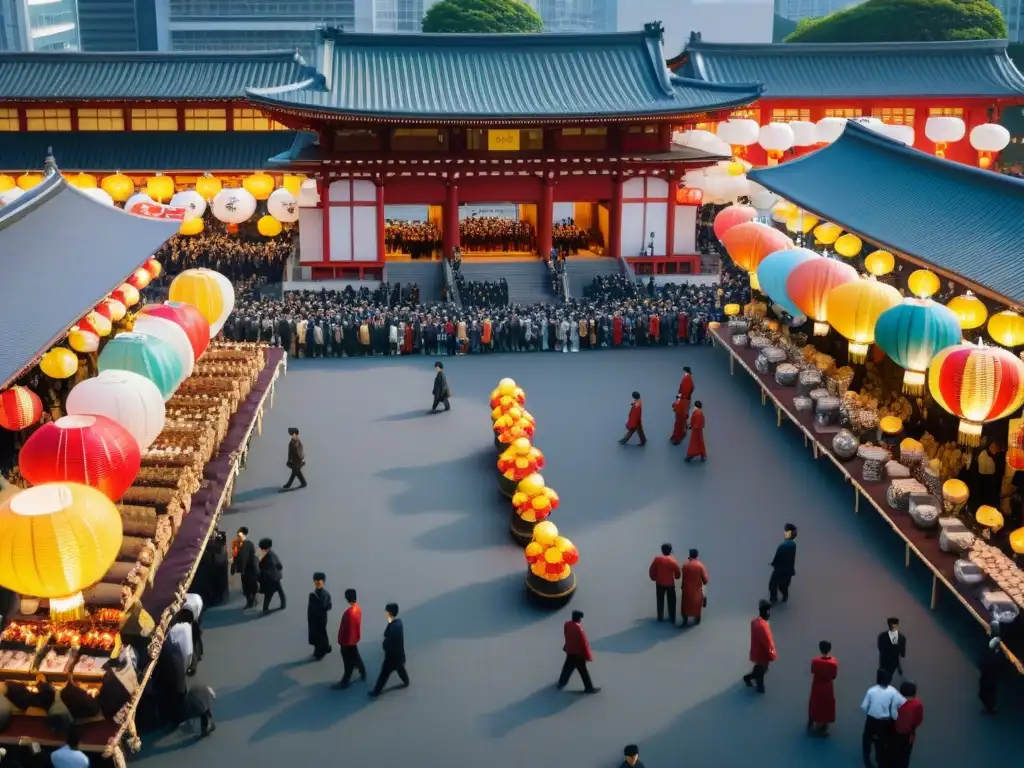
[229,486,280,506]
[376,409,436,423]
[480,684,583,738]
[213,659,308,722]
[591,618,682,654]
[248,682,373,742]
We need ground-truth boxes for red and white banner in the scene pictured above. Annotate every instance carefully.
[129,203,187,221]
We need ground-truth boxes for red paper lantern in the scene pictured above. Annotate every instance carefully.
[93,302,113,322]
[137,302,210,360]
[676,186,703,205]
[713,205,757,240]
[0,386,43,431]
[143,258,162,279]
[19,414,141,500]
[127,268,152,290]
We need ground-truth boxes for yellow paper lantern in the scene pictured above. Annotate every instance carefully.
[907,269,940,299]
[0,174,14,192]
[723,303,741,317]
[517,473,545,497]
[976,505,1004,532]
[947,292,989,330]
[942,478,969,505]
[785,213,819,234]
[726,161,745,176]
[543,546,564,564]
[146,173,175,203]
[498,378,517,396]
[68,329,99,354]
[880,416,903,435]
[987,310,1024,347]
[533,520,558,547]
[827,277,902,363]
[17,173,42,191]
[195,174,222,201]
[243,172,275,201]
[169,269,225,328]
[101,173,134,202]
[40,348,78,379]
[67,173,97,189]
[834,233,863,258]
[283,174,305,197]
[771,200,797,223]
[812,222,842,245]
[864,250,895,277]
[179,217,205,236]
[525,541,544,560]
[1010,527,1024,555]
[257,214,283,237]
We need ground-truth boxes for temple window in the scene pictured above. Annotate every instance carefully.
[872,107,915,125]
[466,129,542,151]
[627,125,658,134]
[825,108,862,118]
[77,108,124,131]
[25,108,71,131]
[392,128,448,151]
[731,109,761,121]
[233,108,288,131]
[131,108,178,131]
[929,107,964,117]
[0,108,19,131]
[771,108,811,123]
[184,108,227,131]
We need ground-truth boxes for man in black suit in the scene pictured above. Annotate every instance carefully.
[430,361,451,413]
[282,428,307,491]
[369,602,409,698]
[877,617,906,678]
[230,526,259,609]
[768,523,797,604]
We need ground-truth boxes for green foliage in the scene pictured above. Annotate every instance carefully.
[421,0,544,33]
[772,14,798,42]
[784,0,1007,43]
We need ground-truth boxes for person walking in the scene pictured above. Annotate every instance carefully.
[619,391,646,446]
[860,668,904,768]
[231,526,259,610]
[679,549,709,628]
[648,543,681,624]
[768,523,798,604]
[430,361,451,413]
[891,680,923,768]
[257,538,286,615]
[558,610,600,693]
[333,589,366,689]
[307,572,333,660]
[369,603,408,698]
[807,640,838,736]
[877,617,906,679]
[620,744,645,768]
[678,366,695,405]
[281,428,307,491]
[743,599,776,694]
[670,393,688,445]
[183,685,217,739]
[684,400,707,462]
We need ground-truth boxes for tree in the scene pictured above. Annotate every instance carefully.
[421,0,544,33]
[772,14,798,43]
[784,0,1007,43]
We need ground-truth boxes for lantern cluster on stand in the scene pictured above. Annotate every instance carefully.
[524,521,579,602]
[490,378,534,450]
[497,438,545,498]
[510,473,560,544]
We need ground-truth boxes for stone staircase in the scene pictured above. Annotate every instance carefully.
[385,260,444,302]
[459,260,556,305]
[563,258,621,298]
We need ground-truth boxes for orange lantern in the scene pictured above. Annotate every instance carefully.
[146,173,175,203]
[243,173,275,201]
[68,173,97,189]
[675,186,703,206]
[77,311,112,338]
[100,298,127,323]
[786,257,861,336]
[713,205,757,241]
[719,221,792,291]
[0,386,43,431]
[195,174,222,201]
[17,173,42,191]
[68,328,100,354]
[283,174,305,198]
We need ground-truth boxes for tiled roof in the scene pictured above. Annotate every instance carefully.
[0,132,299,172]
[676,37,1024,99]
[748,121,1024,305]
[248,26,763,121]
[0,174,180,388]
[0,50,321,101]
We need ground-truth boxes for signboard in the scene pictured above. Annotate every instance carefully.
[488,130,521,151]
[129,203,187,221]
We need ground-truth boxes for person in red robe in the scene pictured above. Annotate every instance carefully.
[332,588,366,689]
[648,543,681,624]
[557,610,599,693]
[612,314,623,347]
[808,640,838,735]
[619,391,646,446]
[677,312,688,344]
[670,394,688,445]
[648,313,660,344]
[679,549,708,627]
[743,600,776,693]
[685,401,706,461]
[403,323,413,355]
[678,366,695,402]
[891,681,923,768]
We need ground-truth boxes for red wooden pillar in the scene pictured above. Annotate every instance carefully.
[376,178,386,262]
[319,170,331,263]
[538,177,554,258]
[609,175,623,259]
[665,173,677,259]
[443,181,460,257]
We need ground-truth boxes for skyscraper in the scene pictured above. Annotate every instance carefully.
[0,0,80,51]
[535,0,617,32]
[77,0,157,51]
[991,0,1024,42]
[374,0,424,32]
[774,0,862,20]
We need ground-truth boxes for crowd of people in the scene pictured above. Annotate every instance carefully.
[459,216,535,252]
[384,221,441,260]
[153,232,292,284]
[552,218,594,256]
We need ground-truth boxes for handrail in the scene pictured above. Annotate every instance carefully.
[619,255,641,296]
[443,259,462,308]
[560,270,570,303]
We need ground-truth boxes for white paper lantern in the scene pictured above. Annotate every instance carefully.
[816,117,847,144]
[925,116,966,144]
[758,122,795,152]
[750,187,779,211]
[673,129,733,157]
[851,117,886,134]
[0,188,24,207]
[716,118,760,147]
[211,188,257,224]
[267,187,299,223]
[65,369,166,451]
[722,175,751,202]
[199,268,236,336]
[132,315,195,379]
[789,121,818,147]
[881,125,915,145]
[970,123,1011,152]
[170,189,207,222]
[124,192,155,212]
[298,178,320,208]
[74,187,114,206]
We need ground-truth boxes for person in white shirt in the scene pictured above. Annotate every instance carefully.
[168,612,195,672]
[183,593,204,675]
[861,668,905,768]
[50,729,89,768]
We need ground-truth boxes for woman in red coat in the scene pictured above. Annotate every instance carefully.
[743,600,776,693]
[685,401,707,461]
[670,394,688,445]
[808,640,838,735]
[612,314,623,347]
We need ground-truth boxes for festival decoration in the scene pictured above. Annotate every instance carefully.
[146,174,174,203]
[970,123,1011,168]
[195,173,222,201]
[812,222,842,246]
[723,303,740,317]
[512,474,559,524]
[826,277,902,363]
[77,311,112,338]
[755,248,818,318]
[17,173,42,191]
[925,116,965,158]
[111,282,140,308]
[785,212,819,235]
[524,521,578,603]
[257,215,283,237]
[929,341,1024,445]
[907,269,940,299]
[169,189,207,221]
[124,192,155,213]
[268,188,299,223]
[243,173,275,201]
[771,200,797,223]
[98,333,184,400]
[67,173,97,189]
[712,205,756,240]
[946,292,989,331]
[786,255,859,336]
[144,258,162,279]
[788,120,818,147]
[127,267,152,291]
[716,118,759,158]
[816,117,847,144]
[100,173,133,202]
[988,310,1024,348]
[80,188,115,206]
[179,217,205,236]
[875,299,962,394]
[68,328,100,354]
[748,186,777,211]
[138,302,210,360]
[0,386,43,431]
[758,122,795,165]
[0,188,24,207]
[168,269,225,330]
[720,221,792,291]
[833,233,863,258]
[132,314,196,378]
[494,411,537,450]
[283,174,305,197]
[490,385,526,408]
[976,505,1004,534]
[497,437,545,497]
[19,415,141,501]
[66,369,166,450]
[0,174,14,192]
[675,187,703,206]
[211,188,257,224]
[1010,527,1024,555]
[204,270,235,336]
[40,348,79,379]
[864,250,895,277]
[0,483,123,621]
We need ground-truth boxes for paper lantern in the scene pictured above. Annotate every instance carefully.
[195,174,222,201]
[907,269,940,299]
[140,302,210,360]
[758,122,795,164]
[785,253,858,338]
[875,299,962,393]
[179,217,204,236]
[68,173,97,189]
[127,267,152,290]
[827,277,902,363]
[785,213,819,235]
[169,269,225,330]
[0,174,14,192]
[723,303,740,317]
[124,192,155,212]
[864,250,895,277]
[929,342,1024,445]
[0,188,24,207]
[80,188,114,206]
[675,186,703,205]
[970,123,1010,168]
[812,222,842,246]
[0,386,42,431]
[283,174,304,197]
[720,221,792,290]
[0,483,123,619]
[211,188,257,224]
[834,233,863,258]
[947,292,989,330]
[816,117,847,144]
[882,124,915,146]
[925,116,965,158]
[243,172,275,201]
[144,258,162,280]
[133,314,196,377]
[111,283,140,308]
[98,333,184,401]
[771,200,797,224]
[169,189,207,221]
[201,269,235,336]
[40,348,78,379]
[101,173,133,202]
[66,369,166,450]
[532,520,558,547]
[880,416,903,435]
[712,205,756,240]
[19,415,141,501]
[257,215,283,237]
[749,188,777,211]
[17,173,42,191]
[988,310,1024,347]
[756,248,818,318]
[942,479,969,507]
[146,174,175,203]
[268,188,299,224]
[716,118,759,155]
[976,505,1004,533]
[68,328,99,354]
[78,311,112,338]
[1010,527,1024,555]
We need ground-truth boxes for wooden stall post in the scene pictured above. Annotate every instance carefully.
[930,575,938,610]
[730,355,734,375]
[854,488,860,515]
[776,405,782,427]
[905,545,911,568]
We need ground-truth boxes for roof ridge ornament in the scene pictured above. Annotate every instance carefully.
[43,147,58,177]
[644,22,665,42]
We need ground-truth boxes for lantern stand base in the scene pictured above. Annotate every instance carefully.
[499,474,518,498]
[525,570,576,608]
[510,512,536,546]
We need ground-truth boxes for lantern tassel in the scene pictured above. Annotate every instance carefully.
[958,419,983,447]
[49,593,88,623]
[903,371,926,396]
[749,272,760,292]
[848,342,869,365]
[813,322,830,337]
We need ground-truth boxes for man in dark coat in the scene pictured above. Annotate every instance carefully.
[282,428,307,490]
[230,526,259,609]
[257,538,286,614]
[369,602,409,698]
[768,523,797,603]
[877,617,907,678]
[307,572,333,660]
[430,361,451,413]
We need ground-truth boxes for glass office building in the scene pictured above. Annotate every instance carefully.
[0,0,80,51]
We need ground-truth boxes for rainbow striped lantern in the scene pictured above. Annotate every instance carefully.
[98,333,184,401]
[875,299,962,394]
[826,277,902,364]
[928,341,1024,446]
[755,248,818,319]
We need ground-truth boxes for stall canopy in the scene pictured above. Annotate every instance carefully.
[0,169,180,389]
[748,121,1024,305]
